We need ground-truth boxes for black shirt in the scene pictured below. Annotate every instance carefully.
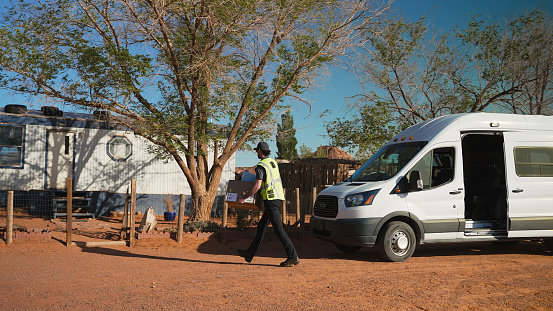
[255,158,267,182]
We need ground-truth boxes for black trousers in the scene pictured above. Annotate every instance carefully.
[247,199,298,260]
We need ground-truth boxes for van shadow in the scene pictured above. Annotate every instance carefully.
[412,240,551,259]
[60,231,551,265]
[198,233,552,263]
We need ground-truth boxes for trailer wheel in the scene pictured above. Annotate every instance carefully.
[377,221,416,262]
[5,104,28,114]
[335,244,361,253]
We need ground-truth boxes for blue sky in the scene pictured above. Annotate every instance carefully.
[236,0,553,167]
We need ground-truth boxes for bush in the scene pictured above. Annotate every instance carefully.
[182,220,220,232]
[235,209,258,231]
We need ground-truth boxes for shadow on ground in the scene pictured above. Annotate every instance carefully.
[197,231,551,263]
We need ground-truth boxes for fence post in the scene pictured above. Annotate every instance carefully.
[282,188,287,225]
[6,191,13,246]
[220,202,228,244]
[311,187,317,216]
[120,187,129,240]
[295,188,300,223]
[177,194,186,244]
[129,179,137,247]
[66,178,73,247]
[300,187,307,241]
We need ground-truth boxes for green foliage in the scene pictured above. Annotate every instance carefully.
[276,111,298,159]
[0,0,392,220]
[182,220,221,233]
[298,144,313,158]
[322,102,398,160]
[235,209,258,231]
[163,227,177,233]
[352,7,553,137]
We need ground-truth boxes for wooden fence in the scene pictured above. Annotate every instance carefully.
[278,158,361,214]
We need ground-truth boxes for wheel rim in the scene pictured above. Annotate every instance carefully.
[390,230,409,256]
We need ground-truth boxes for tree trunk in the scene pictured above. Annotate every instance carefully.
[189,191,215,221]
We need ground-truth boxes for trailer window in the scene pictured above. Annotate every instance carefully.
[107,136,132,161]
[0,125,24,168]
[514,147,553,177]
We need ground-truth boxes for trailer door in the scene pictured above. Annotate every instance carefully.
[46,131,74,189]
[504,132,553,238]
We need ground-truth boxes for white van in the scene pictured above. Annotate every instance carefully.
[310,113,553,261]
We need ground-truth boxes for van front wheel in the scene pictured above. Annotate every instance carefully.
[377,221,416,262]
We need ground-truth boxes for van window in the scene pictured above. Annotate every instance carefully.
[407,147,454,190]
[514,147,553,177]
[351,142,426,182]
[0,125,24,168]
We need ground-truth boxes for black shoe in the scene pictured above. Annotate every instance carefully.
[237,249,253,263]
[280,258,300,267]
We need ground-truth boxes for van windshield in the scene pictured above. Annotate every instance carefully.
[350,142,427,182]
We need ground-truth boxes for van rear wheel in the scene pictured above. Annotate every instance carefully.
[377,221,416,262]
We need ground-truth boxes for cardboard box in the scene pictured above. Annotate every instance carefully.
[225,180,260,210]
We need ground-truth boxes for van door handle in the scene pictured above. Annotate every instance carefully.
[449,190,462,195]
[512,188,523,193]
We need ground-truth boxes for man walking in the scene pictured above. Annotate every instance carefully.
[237,142,299,267]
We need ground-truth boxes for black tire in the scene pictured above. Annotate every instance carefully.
[544,238,553,252]
[5,104,28,114]
[335,244,361,253]
[377,221,416,262]
[41,106,63,117]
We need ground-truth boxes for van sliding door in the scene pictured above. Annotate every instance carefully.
[504,132,553,238]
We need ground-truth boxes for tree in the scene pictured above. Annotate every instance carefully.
[0,0,392,220]
[276,111,298,159]
[298,143,313,158]
[325,8,553,156]
[322,102,397,159]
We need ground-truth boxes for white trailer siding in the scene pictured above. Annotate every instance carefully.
[0,109,235,196]
[0,124,45,190]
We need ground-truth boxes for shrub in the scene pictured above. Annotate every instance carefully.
[182,220,220,232]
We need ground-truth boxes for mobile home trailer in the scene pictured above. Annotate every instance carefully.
[0,105,235,217]
[311,113,553,261]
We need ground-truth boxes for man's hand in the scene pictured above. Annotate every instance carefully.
[237,179,262,204]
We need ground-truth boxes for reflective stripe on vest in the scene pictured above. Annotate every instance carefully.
[257,157,284,200]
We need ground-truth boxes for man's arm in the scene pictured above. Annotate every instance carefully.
[237,179,262,204]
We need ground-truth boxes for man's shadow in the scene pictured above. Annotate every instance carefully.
[76,242,278,267]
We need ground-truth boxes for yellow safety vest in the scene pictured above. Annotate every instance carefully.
[257,157,285,200]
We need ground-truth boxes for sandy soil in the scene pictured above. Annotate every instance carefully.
[1,215,553,310]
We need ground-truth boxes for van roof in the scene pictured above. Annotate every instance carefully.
[389,112,553,144]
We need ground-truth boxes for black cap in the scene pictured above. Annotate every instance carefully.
[254,142,270,151]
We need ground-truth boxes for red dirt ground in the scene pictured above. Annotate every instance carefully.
[1,215,553,310]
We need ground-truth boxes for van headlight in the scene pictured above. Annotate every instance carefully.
[344,189,380,207]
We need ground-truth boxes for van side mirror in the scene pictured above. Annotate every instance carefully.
[392,176,409,194]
